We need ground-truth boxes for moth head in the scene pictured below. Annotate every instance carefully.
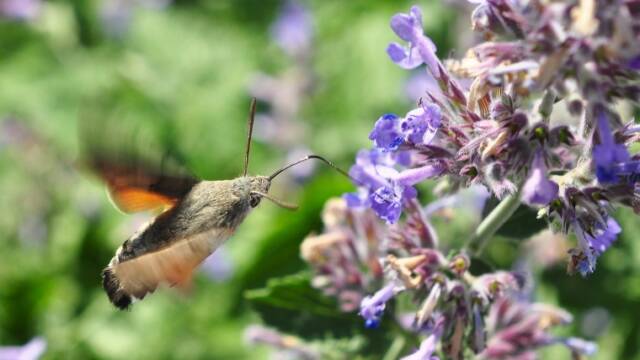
[248,176,270,208]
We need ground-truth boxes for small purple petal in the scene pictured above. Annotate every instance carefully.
[401,103,442,145]
[369,113,404,151]
[0,337,46,360]
[369,186,404,223]
[573,217,621,276]
[359,283,398,326]
[395,164,444,186]
[401,318,444,360]
[593,111,630,184]
[589,218,620,255]
[628,55,640,70]
[521,152,559,205]
[561,337,598,356]
[387,43,425,69]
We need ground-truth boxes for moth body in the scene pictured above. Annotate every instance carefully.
[103,176,270,309]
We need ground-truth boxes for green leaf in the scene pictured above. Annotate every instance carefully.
[245,272,403,357]
[245,272,362,338]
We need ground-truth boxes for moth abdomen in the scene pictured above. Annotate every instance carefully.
[102,266,133,310]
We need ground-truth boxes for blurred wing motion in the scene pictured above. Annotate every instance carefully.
[103,225,233,309]
[78,95,217,309]
[89,156,198,213]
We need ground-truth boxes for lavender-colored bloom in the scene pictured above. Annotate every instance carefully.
[521,151,559,205]
[270,0,313,57]
[387,6,439,72]
[401,103,441,145]
[359,283,398,328]
[0,0,40,20]
[401,335,439,360]
[395,164,444,187]
[593,112,630,184]
[369,114,404,151]
[401,318,444,360]
[0,337,46,360]
[200,246,234,282]
[560,337,598,356]
[629,55,640,70]
[369,185,405,224]
[348,149,393,189]
[573,217,621,276]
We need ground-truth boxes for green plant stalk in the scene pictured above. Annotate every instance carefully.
[466,190,522,255]
[382,336,406,360]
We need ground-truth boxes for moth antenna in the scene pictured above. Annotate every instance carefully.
[268,154,358,184]
[251,191,298,210]
[243,98,257,177]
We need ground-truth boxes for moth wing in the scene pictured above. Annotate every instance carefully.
[93,160,199,213]
[79,94,199,213]
[112,228,233,300]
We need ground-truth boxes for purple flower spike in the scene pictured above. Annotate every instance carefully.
[387,6,439,72]
[369,114,404,151]
[593,111,630,184]
[359,283,399,328]
[522,151,559,205]
[401,103,442,145]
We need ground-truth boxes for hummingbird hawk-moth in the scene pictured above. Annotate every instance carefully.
[83,99,348,310]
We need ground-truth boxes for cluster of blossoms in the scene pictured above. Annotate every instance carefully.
[346,0,640,276]
[298,1,640,358]
[302,196,595,359]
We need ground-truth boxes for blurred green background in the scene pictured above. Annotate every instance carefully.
[0,0,639,359]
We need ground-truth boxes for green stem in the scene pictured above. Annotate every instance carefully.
[382,336,406,360]
[466,190,522,255]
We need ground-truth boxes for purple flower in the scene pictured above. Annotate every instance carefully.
[401,318,444,360]
[369,184,417,224]
[0,337,46,360]
[593,111,630,184]
[359,283,399,328]
[395,164,445,187]
[386,6,439,72]
[560,337,598,356]
[200,246,234,282]
[573,217,621,276]
[629,55,640,71]
[0,0,40,20]
[521,151,559,205]
[270,0,313,57]
[348,149,393,189]
[369,114,404,151]
[401,104,442,145]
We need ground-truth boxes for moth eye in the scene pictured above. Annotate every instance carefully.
[250,195,261,208]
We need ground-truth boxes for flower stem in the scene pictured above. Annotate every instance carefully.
[382,336,406,360]
[465,191,521,255]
